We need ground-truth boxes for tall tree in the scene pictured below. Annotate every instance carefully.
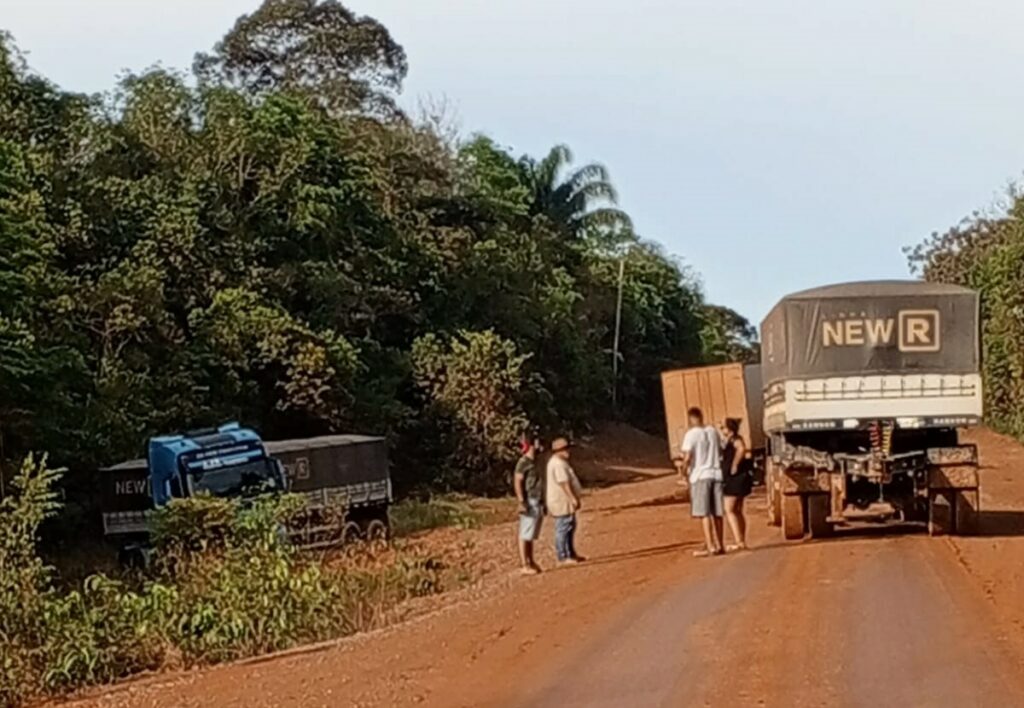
[700,305,759,364]
[518,145,632,238]
[0,15,739,494]
[194,0,408,118]
[908,193,1024,437]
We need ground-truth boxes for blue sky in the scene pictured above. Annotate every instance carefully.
[6,0,1024,323]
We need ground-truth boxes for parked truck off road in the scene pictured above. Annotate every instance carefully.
[663,280,982,539]
[100,423,392,564]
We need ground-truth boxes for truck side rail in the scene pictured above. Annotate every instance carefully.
[792,377,979,402]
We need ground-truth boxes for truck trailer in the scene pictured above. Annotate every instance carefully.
[660,363,765,481]
[761,281,982,539]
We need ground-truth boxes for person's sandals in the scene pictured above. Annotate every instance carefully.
[520,565,541,575]
[726,544,748,552]
[693,548,726,558]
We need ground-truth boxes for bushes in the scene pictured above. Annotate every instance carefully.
[411,330,536,492]
[390,496,484,536]
[0,457,447,707]
[908,194,1024,438]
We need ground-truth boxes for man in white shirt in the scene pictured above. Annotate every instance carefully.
[680,407,725,557]
[546,437,584,564]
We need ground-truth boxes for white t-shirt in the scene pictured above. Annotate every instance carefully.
[546,455,582,517]
[681,425,723,483]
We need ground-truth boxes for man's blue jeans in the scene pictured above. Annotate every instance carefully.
[554,514,577,561]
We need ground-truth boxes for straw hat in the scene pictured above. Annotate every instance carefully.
[551,437,573,452]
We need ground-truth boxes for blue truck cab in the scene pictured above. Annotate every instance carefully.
[149,422,286,506]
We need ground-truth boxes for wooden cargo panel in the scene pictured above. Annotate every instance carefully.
[661,363,762,462]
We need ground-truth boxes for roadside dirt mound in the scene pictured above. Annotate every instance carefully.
[573,422,673,487]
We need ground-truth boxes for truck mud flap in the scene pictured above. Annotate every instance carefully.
[806,494,833,539]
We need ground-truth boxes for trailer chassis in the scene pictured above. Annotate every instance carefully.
[766,437,979,539]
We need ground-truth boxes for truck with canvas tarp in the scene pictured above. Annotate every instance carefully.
[761,280,982,539]
[100,425,392,562]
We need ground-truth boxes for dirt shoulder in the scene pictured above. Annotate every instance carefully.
[949,427,1024,639]
[61,425,691,708]
[62,425,1024,708]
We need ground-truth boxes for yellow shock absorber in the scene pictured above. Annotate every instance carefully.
[881,422,894,457]
[869,421,882,452]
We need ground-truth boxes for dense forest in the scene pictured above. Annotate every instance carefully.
[0,0,755,496]
[908,189,1024,440]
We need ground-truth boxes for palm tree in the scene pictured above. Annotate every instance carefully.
[518,145,632,238]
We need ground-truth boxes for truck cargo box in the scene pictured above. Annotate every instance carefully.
[760,281,982,432]
[266,435,390,512]
[660,363,764,465]
[760,281,979,384]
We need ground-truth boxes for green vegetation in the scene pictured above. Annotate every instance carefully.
[908,190,1024,438]
[0,0,753,498]
[0,3,758,701]
[1,458,447,707]
[390,494,516,536]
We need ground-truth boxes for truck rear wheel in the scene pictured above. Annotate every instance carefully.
[807,494,833,539]
[767,462,782,527]
[782,494,806,540]
[342,521,363,544]
[954,489,979,536]
[363,518,389,542]
[928,492,953,536]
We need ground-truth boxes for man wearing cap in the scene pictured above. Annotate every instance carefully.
[546,437,584,564]
[513,433,545,575]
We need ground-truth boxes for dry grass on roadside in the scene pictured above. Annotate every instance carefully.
[390,495,517,537]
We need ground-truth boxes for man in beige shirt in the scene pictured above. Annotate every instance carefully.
[546,437,584,564]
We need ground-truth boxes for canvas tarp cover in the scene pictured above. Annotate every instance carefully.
[760,281,979,383]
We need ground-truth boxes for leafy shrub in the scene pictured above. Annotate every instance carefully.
[0,462,448,707]
[153,494,345,663]
[1,455,64,706]
[412,330,537,492]
[35,576,176,692]
[390,496,483,536]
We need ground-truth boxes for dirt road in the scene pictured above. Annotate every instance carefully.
[69,427,1024,708]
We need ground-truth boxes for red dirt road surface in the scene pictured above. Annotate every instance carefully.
[65,426,1024,708]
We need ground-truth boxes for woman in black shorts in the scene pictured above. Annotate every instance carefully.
[720,418,753,551]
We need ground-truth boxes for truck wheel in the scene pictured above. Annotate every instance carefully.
[342,521,363,545]
[807,494,833,539]
[767,463,782,527]
[928,492,953,536]
[364,518,389,542]
[782,494,806,540]
[954,489,979,536]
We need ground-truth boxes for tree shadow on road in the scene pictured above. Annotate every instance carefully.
[753,523,927,552]
[972,510,1024,537]
[581,466,674,490]
[566,541,699,568]
[598,493,685,514]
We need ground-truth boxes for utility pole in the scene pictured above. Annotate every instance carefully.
[612,254,626,412]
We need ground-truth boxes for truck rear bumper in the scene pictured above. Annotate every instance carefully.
[773,444,979,526]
